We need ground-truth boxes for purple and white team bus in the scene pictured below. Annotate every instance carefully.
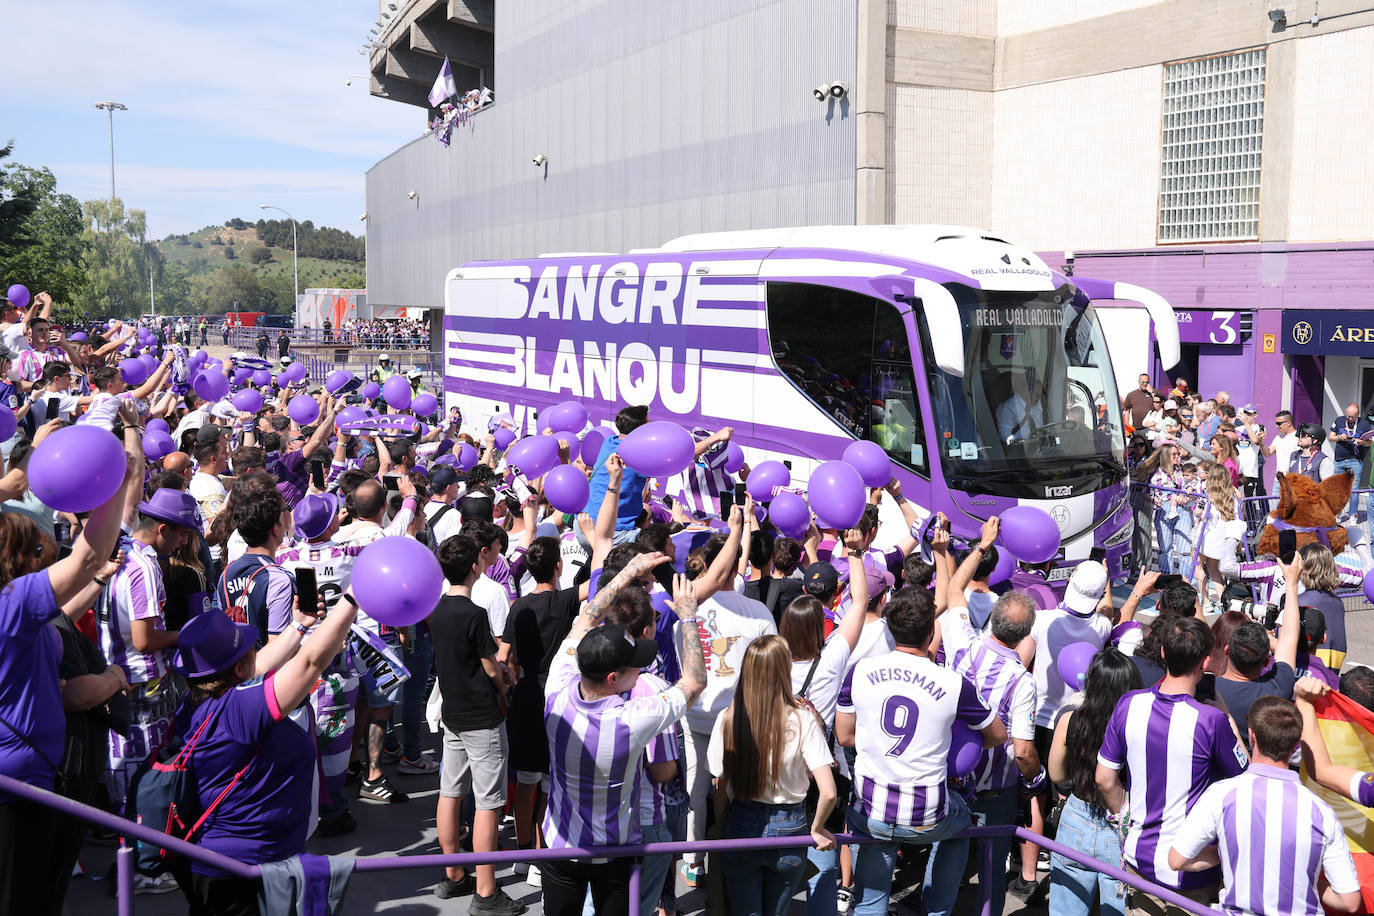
[442,225,1180,582]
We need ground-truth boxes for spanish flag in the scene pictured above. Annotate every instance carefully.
[1302,691,1374,913]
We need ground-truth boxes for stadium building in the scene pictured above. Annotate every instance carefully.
[363,0,1374,426]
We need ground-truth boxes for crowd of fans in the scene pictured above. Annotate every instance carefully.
[0,285,1370,916]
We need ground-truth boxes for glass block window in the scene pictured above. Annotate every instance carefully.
[1159,49,1265,242]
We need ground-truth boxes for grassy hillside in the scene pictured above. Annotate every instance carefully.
[157,224,364,290]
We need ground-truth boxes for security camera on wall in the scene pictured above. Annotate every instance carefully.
[813,84,829,101]
[532,153,548,167]
[829,82,848,99]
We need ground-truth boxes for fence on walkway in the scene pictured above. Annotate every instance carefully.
[0,771,1217,916]
[215,326,444,394]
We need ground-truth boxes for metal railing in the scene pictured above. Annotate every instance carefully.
[0,771,1219,916]
[225,327,432,352]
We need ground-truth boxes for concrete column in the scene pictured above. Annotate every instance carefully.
[1258,40,1295,243]
[855,0,887,224]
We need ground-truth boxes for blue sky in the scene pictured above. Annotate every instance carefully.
[0,0,425,238]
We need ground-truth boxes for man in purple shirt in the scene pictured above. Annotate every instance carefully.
[273,400,335,509]
[1171,696,1360,916]
[1096,615,1250,915]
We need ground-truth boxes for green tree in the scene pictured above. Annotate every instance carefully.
[77,198,150,317]
[0,152,88,307]
[248,246,272,264]
[204,264,264,313]
[154,261,193,315]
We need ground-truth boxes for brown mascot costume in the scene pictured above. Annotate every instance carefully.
[1254,471,1353,557]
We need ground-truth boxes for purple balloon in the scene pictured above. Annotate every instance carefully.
[252,368,272,387]
[68,331,87,343]
[288,395,320,426]
[1057,641,1098,692]
[411,392,438,417]
[947,721,983,778]
[119,358,149,387]
[542,400,589,433]
[493,427,517,451]
[997,505,1062,564]
[382,375,412,410]
[747,460,791,501]
[505,435,560,479]
[6,285,30,309]
[232,367,253,386]
[325,369,356,394]
[843,440,892,488]
[139,353,160,375]
[146,418,170,435]
[283,363,308,384]
[193,370,228,403]
[189,350,208,368]
[724,441,745,475]
[579,428,608,467]
[361,381,381,401]
[1364,569,1374,606]
[544,464,590,513]
[0,408,15,442]
[29,425,126,512]
[988,545,1016,586]
[456,442,479,471]
[618,421,696,478]
[334,405,367,429]
[768,491,811,538]
[142,429,174,461]
[231,389,264,414]
[352,536,445,627]
[807,460,866,530]
[547,430,581,453]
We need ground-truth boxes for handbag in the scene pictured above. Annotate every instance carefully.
[797,657,848,833]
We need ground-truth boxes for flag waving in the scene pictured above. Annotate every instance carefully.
[428,57,456,107]
[1302,690,1374,913]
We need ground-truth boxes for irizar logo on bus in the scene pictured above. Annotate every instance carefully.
[446,261,772,413]
[1044,485,1072,497]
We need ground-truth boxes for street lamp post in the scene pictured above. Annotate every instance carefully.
[259,203,299,307]
[92,102,127,200]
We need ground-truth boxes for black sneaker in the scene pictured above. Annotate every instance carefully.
[316,812,357,837]
[358,775,409,804]
[469,887,528,915]
[433,872,474,899]
[1008,874,1047,903]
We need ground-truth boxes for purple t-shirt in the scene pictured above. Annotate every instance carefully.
[181,674,316,873]
[274,449,310,509]
[0,571,62,792]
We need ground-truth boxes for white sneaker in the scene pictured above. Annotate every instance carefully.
[397,754,440,775]
[527,864,541,888]
[133,873,179,895]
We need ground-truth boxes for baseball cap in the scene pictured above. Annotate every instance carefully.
[1063,561,1107,615]
[196,423,228,445]
[803,561,840,598]
[576,624,658,678]
[429,465,459,493]
[1241,404,1257,414]
[861,557,896,596]
[1163,399,1178,410]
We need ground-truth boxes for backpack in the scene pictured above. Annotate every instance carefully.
[125,696,261,876]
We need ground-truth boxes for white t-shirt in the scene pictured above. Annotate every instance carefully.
[2,323,31,380]
[189,472,227,503]
[424,500,463,546]
[790,635,852,728]
[30,392,80,425]
[1236,435,1259,477]
[847,618,895,673]
[1030,606,1112,727]
[76,391,123,431]
[471,573,512,639]
[680,588,777,736]
[1268,431,1300,479]
[708,706,832,805]
[557,530,590,590]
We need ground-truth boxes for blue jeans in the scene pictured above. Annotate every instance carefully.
[1335,458,1363,515]
[849,792,974,916]
[928,788,1018,916]
[1153,511,1183,574]
[1049,795,1124,916]
[400,628,433,760]
[637,819,676,916]
[1174,511,1195,578]
[721,800,810,916]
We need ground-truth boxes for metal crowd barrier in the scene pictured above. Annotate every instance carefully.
[0,771,1218,916]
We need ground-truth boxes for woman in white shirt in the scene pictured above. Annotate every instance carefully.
[709,635,836,916]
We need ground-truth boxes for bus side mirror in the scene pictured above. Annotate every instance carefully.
[908,279,965,379]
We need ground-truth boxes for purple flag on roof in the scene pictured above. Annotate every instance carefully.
[428,57,456,107]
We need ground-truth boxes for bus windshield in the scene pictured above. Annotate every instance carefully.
[923,283,1125,499]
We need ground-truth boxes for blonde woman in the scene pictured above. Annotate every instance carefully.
[1295,543,1348,669]
[709,635,836,916]
[1197,463,1245,607]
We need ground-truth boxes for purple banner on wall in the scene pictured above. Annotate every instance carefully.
[1173,310,1249,345]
